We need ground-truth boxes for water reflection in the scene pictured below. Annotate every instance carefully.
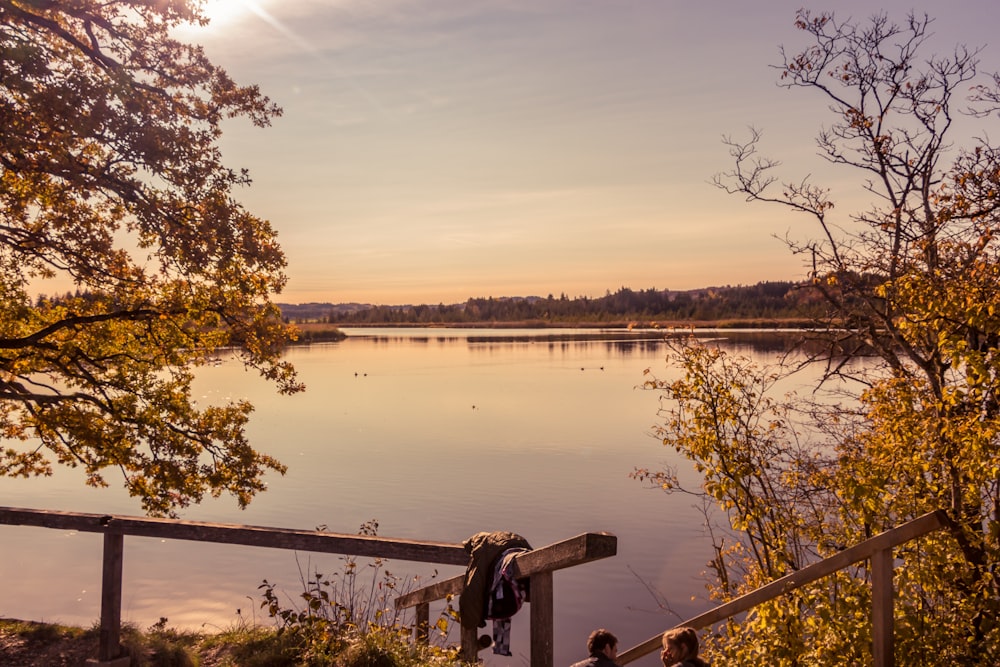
[0,327,836,667]
[346,326,810,348]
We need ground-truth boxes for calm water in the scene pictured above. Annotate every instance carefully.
[0,327,818,666]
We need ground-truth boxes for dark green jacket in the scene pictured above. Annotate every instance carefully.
[459,531,531,630]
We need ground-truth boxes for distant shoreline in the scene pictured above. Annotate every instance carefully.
[290,318,818,343]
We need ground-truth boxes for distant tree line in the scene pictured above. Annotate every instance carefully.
[279,281,828,326]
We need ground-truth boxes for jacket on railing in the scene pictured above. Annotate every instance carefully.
[460,530,532,630]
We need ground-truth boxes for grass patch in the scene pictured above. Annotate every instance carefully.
[1,525,467,666]
[1,617,468,667]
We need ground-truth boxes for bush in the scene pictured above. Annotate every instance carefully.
[256,520,464,667]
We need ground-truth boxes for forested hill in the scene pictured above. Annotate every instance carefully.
[279,281,827,326]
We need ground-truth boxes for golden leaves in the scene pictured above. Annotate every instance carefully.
[1,0,297,516]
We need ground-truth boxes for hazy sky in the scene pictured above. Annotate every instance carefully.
[182,0,999,305]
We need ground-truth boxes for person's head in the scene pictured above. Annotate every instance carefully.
[587,628,618,659]
[661,627,699,664]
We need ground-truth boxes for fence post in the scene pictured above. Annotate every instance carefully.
[871,547,894,667]
[415,603,429,643]
[529,571,554,667]
[96,529,126,664]
[461,622,479,661]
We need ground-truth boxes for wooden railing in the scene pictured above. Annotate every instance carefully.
[616,510,951,667]
[5,504,944,666]
[0,506,470,664]
[394,531,618,667]
[0,506,616,667]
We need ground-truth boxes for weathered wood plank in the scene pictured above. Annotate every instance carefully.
[871,547,894,667]
[460,623,479,662]
[510,532,617,578]
[529,571,554,667]
[617,510,949,664]
[98,531,125,662]
[395,574,465,608]
[0,506,468,565]
[415,604,429,644]
[395,532,617,609]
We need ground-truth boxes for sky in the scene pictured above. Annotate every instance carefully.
[179,0,1000,305]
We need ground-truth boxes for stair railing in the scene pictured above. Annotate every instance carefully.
[616,510,950,667]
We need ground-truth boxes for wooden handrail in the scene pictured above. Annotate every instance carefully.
[395,531,618,667]
[617,510,951,665]
[395,531,617,608]
[15,506,943,665]
[0,506,468,565]
[0,505,473,665]
[0,506,616,667]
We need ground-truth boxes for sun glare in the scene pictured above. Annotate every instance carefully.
[184,0,307,54]
[198,0,260,29]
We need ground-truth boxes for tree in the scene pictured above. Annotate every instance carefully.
[0,0,303,516]
[641,10,1000,663]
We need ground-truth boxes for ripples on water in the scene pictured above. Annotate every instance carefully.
[0,327,821,666]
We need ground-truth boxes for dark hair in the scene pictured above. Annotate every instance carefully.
[587,628,618,656]
[662,627,700,661]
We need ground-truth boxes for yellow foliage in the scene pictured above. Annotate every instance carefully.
[0,0,300,516]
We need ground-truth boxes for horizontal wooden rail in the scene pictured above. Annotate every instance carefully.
[0,506,468,565]
[395,531,617,667]
[617,510,950,665]
[0,506,478,665]
[395,531,617,609]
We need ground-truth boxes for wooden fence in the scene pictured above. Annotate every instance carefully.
[616,510,951,667]
[0,505,615,666]
[0,506,952,667]
[394,531,618,665]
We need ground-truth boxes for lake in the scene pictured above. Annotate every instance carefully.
[0,327,820,666]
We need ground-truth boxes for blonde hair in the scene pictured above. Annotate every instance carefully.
[662,627,700,662]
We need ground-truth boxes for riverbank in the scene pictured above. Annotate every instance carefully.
[291,317,818,342]
[0,618,466,667]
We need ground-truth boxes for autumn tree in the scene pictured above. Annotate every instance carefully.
[0,0,303,516]
[641,10,1000,664]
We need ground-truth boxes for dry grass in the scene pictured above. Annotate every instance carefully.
[0,618,263,667]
